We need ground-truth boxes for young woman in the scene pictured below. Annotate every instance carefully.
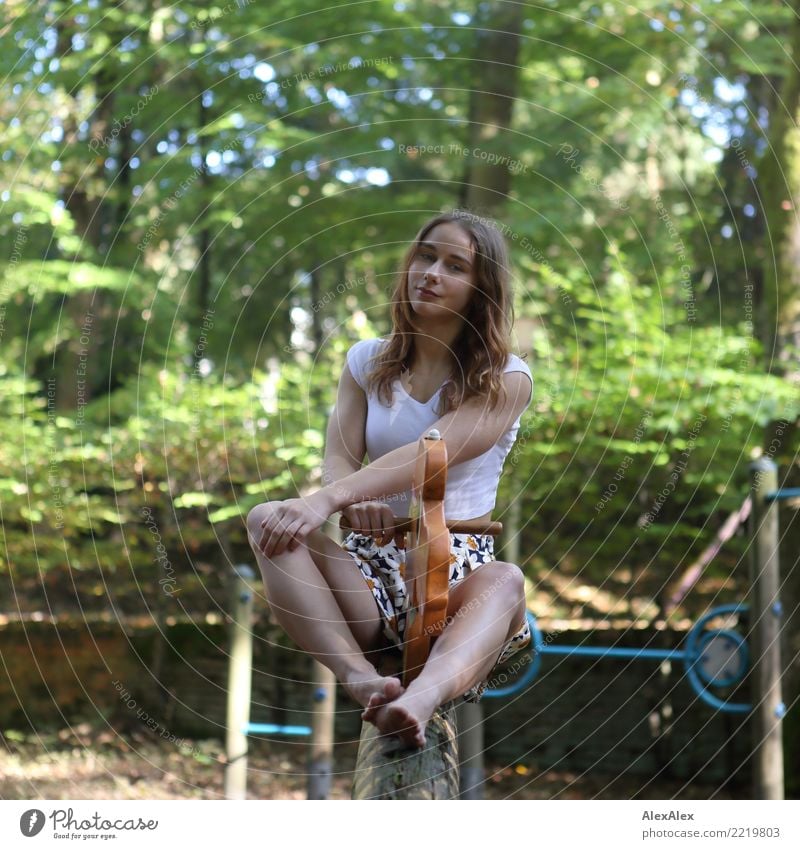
[247,210,533,749]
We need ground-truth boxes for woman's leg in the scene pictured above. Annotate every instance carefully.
[368,561,526,747]
[246,505,403,708]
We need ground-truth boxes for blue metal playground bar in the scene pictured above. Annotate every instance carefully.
[244,723,312,736]
[764,488,800,501]
[541,645,685,660]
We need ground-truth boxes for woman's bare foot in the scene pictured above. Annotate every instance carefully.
[361,676,404,723]
[373,688,440,749]
[343,669,404,711]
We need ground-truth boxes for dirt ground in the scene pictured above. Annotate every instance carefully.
[0,723,739,800]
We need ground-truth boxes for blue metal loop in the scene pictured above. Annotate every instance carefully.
[483,611,541,698]
[693,629,748,687]
[683,603,751,713]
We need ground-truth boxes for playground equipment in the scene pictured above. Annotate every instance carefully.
[473,456,787,800]
[226,453,789,800]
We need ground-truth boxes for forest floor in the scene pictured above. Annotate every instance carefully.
[1,723,740,800]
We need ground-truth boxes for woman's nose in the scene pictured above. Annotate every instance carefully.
[424,260,443,280]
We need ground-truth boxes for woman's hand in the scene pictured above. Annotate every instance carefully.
[341,501,398,546]
[256,490,335,558]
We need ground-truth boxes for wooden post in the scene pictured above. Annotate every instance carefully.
[307,661,336,798]
[501,494,522,565]
[748,458,784,800]
[456,700,484,799]
[224,564,255,800]
[351,701,459,799]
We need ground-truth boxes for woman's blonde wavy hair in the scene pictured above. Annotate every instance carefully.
[363,210,520,416]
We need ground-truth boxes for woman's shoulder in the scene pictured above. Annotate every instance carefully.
[503,351,533,380]
[346,337,388,367]
[345,337,389,389]
[347,336,388,356]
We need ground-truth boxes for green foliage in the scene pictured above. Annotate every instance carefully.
[500,247,799,607]
[0,350,344,615]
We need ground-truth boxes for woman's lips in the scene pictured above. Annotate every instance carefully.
[418,288,439,298]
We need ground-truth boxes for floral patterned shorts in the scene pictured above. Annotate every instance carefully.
[341,530,532,703]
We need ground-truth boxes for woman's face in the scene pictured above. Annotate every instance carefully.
[407,222,477,322]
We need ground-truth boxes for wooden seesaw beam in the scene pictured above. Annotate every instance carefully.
[341,430,502,800]
[351,698,460,800]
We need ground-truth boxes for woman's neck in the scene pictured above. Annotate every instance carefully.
[408,323,463,372]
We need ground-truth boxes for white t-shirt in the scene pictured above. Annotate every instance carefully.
[345,337,533,520]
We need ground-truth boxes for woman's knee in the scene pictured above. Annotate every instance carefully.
[246,503,267,543]
[448,561,524,617]
[492,561,526,598]
[481,562,526,627]
[472,560,525,600]
[246,503,287,556]
[491,562,528,633]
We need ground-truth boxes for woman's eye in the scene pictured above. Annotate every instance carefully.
[449,264,463,272]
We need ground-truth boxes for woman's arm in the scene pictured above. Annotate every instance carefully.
[322,359,400,539]
[322,360,366,487]
[256,370,531,557]
[319,370,533,513]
